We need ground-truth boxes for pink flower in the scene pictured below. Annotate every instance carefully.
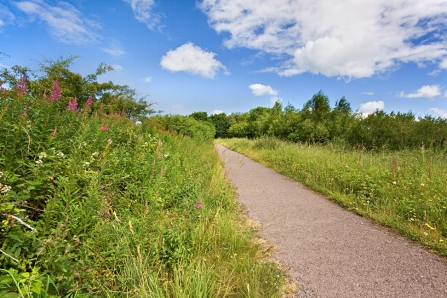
[43,89,47,100]
[22,105,28,117]
[50,78,61,101]
[194,199,202,210]
[16,75,26,96]
[67,96,78,111]
[85,94,93,107]
[51,126,57,137]
[101,124,109,131]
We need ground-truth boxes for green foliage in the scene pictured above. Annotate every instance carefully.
[0,56,154,120]
[153,114,216,141]
[219,138,447,256]
[0,68,285,296]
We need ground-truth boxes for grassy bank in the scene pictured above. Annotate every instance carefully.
[0,92,286,296]
[217,137,447,256]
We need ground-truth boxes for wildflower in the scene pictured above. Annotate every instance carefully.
[51,126,57,137]
[85,94,93,108]
[43,88,47,100]
[0,171,3,178]
[101,124,109,131]
[164,154,169,158]
[84,162,90,167]
[421,183,425,187]
[194,199,202,210]
[99,102,104,110]
[392,181,397,185]
[91,152,99,157]
[81,142,87,147]
[50,78,61,101]
[424,232,428,236]
[16,75,27,96]
[22,105,28,117]
[56,152,64,158]
[67,96,78,111]
[0,184,11,194]
[39,152,47,159]
[36,160,43,165]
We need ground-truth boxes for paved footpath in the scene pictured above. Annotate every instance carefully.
[216,145,447,298]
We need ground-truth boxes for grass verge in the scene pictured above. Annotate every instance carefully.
[217,137,447,257]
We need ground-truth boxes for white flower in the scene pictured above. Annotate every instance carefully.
[84,162,90,167]
[57,152,64,158]
[36,160,43,165]
[81,142,87,147]
[421,183,425,187]
[39,152,47,159]
[164,154,169,158]
[0,184,11,194]
[91,152,99,157]
[392,181,397,185]
[0,172,3,178]
[424,232,428,236]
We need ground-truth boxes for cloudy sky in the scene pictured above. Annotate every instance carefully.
[1,0,446,117]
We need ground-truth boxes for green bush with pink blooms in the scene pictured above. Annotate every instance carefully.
[0,59,287,297]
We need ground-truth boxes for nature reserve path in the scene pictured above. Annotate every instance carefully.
[216,145,447,298]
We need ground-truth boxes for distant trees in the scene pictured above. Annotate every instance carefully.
[183,91,447,151]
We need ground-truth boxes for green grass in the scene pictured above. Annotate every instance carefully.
[218,137,447,257]
[0,92,288,297]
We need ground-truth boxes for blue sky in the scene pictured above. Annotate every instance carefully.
[1,0,446,118]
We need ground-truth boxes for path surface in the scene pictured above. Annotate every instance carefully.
[216,145,447,298]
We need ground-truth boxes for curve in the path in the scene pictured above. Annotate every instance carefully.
[216,144,447,298]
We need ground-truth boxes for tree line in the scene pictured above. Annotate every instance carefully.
[161,91,447,151]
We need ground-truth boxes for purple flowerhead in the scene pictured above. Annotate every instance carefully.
[50,78,61,101]
[101,124,109,131]
[67,96,78,111]
[194,199,202,210]
[85,94,93,107]
[16,75,26,96]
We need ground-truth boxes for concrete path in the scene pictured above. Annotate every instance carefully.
[216,145,447,298]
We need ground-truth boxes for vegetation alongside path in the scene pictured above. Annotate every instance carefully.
[0,59,286,297]
[218,137,447,257]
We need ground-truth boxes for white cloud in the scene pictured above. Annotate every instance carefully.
[361,92,374,96]
[249,83,278,96]
[440,59,447,69]
[428,108,447,118]
[200,0,447,78]
[0,4,15,30]
[143,77,152,83]
[13,1,99,45]
[112,64,124,72]
[160,42,226,79]
[358,101,385,116]
[399,85,441,99]
[123,0,159,29]
[270,96,282,106]
[11,1,125,56]
[212,110,225,115]
[444,90,447,97]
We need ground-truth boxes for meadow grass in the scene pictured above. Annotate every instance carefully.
[218,137,447,257]
[0,92,287,296]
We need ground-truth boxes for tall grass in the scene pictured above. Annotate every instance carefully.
[218,137,447,256]
[0,89,287,296]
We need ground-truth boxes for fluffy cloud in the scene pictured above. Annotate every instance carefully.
[122,0,159,29]
[199,0,447,78]
[249,83,278,96]
[0,4,14,30]
[212,110,225,115]
[428,108,447,118]
[160,42,226,78]
[12,0,125,55]
[358,101,385,116]
[13,1,98,44]
[399,85,441,99]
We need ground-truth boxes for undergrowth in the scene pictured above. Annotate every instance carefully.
[218,137,447,257]
[0,85,286,297]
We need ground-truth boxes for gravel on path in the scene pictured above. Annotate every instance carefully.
[216,144,447,298]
